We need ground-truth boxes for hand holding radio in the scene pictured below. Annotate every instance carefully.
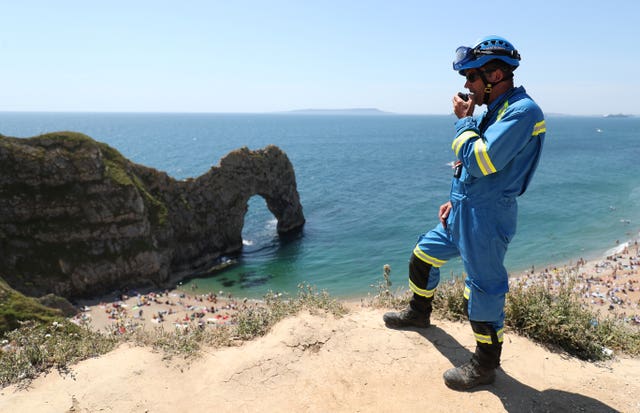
[453,92,475,118]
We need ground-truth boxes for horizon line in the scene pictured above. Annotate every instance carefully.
[0,109,637,118]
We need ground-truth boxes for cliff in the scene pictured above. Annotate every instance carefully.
[0,132,305,299]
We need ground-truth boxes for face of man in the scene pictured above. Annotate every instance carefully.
[462,68,503,104]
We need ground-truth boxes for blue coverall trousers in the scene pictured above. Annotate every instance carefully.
[408,192,517,368]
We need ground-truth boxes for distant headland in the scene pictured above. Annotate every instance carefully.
[284,108,393,115]
[603,113,633,118]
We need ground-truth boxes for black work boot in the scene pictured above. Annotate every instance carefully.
[383,305,430,328]
[443,358,496,390]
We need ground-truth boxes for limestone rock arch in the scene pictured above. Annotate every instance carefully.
[0,133,305,298]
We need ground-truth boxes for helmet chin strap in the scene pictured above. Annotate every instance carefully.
[477,70,511,105]
[477,71,493,105]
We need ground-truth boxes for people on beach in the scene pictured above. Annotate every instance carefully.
[71,289,244,333]
[383,35,546,390]
[515,247,640,325]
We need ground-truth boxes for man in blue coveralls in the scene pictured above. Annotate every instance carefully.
[383,35,546,390]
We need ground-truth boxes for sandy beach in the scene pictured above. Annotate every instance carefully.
[70,239,640,334]
[71,288,249,334]
[1,239,640,412]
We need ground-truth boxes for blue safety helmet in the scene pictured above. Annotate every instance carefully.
[453,35,521,74]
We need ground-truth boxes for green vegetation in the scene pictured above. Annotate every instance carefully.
[131,175,168,227]
[368,266,640,361]
[37,131,95,145]
[0,278,64,334]
[0,283,346,387]
[366,264,408,309]
[0,321,117,387]
[505,278,640,360]
[97,139,169,227]
[0,278,111,387]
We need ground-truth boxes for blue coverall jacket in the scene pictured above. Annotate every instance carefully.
[412,86,546,330]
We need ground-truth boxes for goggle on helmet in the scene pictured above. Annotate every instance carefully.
[453,36,521,74]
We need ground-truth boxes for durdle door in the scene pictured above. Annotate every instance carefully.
[0,132,305,299]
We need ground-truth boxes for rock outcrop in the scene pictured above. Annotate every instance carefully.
[0,132,305,299]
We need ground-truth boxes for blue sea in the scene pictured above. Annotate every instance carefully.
[2,112,639,299]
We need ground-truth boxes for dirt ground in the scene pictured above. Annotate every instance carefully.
[1,305,639,413]
[2,241,640,412]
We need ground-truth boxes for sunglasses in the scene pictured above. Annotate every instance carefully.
[464,71,484,82]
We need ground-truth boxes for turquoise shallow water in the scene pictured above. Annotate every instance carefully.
[2,112,639,298]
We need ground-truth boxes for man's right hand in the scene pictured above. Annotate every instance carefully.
[439,201,452,229]
[453,93,476,119]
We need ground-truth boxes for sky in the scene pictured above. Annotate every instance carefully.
[2,1,640,115]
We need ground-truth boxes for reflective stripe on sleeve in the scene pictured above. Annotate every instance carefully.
[473,140,497,175]
[409,279,436,298]
[532,120,546,136]
[452,130,479,156]
[412,246,446,268]
[496,101,509,122]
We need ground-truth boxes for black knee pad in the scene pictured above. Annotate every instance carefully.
[409,253,431,287]
[470,321,497,340]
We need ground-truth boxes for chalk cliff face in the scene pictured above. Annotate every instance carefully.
[0,132,305,298]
